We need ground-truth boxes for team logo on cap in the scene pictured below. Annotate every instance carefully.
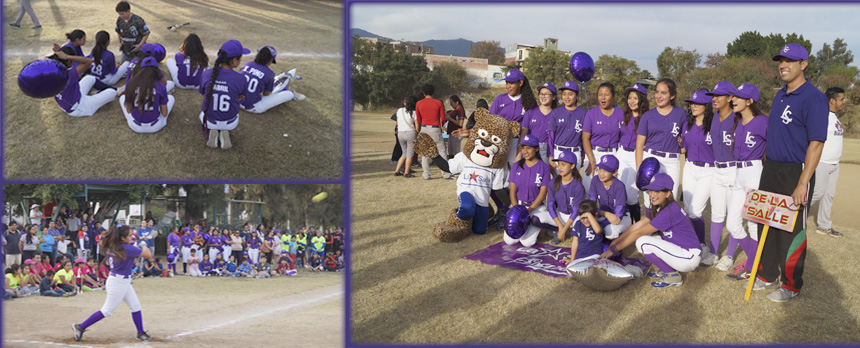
[739,85,744,90]
[693,92,698,99]
[564,82,570,87]
[713,83,719,90]
[783,46,790,53]
[602,157,608,163]
[506,71,511,77]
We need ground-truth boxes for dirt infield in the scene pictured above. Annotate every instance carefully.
[350,111,860,344]
[3,272,343,347]
[3,0,343,179]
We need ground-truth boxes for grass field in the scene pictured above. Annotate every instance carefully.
[350,111,860,344]
[3,0,343,179]
[3,271,343,347]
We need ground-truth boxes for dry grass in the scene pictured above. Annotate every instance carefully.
[3,0,343,179]
[350,111,860,344]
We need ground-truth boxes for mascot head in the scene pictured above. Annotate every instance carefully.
[464,108,521,168]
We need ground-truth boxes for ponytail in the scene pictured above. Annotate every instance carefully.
[91,31,110,67]
[65,29,85,43]
[101,225,131,260]
[203,50,229,125]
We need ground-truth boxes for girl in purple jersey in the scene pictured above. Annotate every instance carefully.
[239,45,305,114]
[206,229,222,262]
[199,40,251,149]
[548,81,586,173]
[489,68,536,165]
[636,78,686,204]
[582,82,624,194]
[121,57,174,133]
[680,90,717,265]
[724,83,768,280]
[61,29,86,67]
[522,83,558,165]
[166,33,209,89]
[221,229,233,258]
[504,135,552,247]
[619,84,650,222]
[247,230,262,265]
[89,31,129,87]
[49,45,118,117]
[600,173,701,288]
[73,225,152,341]
[588,154,631,239]
[531,150,586,245]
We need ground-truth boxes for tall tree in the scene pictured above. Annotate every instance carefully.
[469,40,504,65]
[726,31,816,73]
[351,35,430,110]
[594,54,643,105]
[656,46,702,87]
[817,38,855,78]
[522,47,570,87]
[430,62,469,96]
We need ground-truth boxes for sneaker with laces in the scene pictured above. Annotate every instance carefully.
[751,277,780,291]
[715,255,734,271]
[73,324,85,341]
[137,331,152,341]
[651,272,683,288]
[816,228,843,238]
[293,92,306,101]
[726,264,750,280]
[646,269,664,279]
[766,287,799,302]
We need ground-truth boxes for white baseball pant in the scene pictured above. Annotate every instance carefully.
[635,234,702,272]
[119,94,175,133]
[165,59,199,89]
[98,61,130,86]
[99,275,141,317]
[811,162,839,231]
[503,204,548,247]
[241,79,295,114]
[726,160,762,241]
[641,151,680,208]
[208,247,220,263]
[599,214,632,240]
[248,248,260,264]
[66,75,118,117]
[181,246,191,265]
[199,112,239,131]
[682,161,715,219]
[507,138,520,166]
[710,164,737,223]
[552,145,583,172]
[616,148,639,205]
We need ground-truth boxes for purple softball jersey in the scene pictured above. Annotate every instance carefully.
[489,93,525,124]
[221,234,231,244]
[175,52,206,87]
[637,107,686,153]
[619,116,641,151]
[649,201,700,251]
[571,219,609,259]
[239,61,275,109]
[509,160,552,204]
[129,82,169,124]
[88,50,117,79]
[547,179,586,219]
[55,67,81,113]
[181,234,193,246]
[710,111,736,162]
[168,233,180,247]
[681,124,715,163]
[207,236,222,247]
[582,106,623,148]
[588,177,628,218]
[733,115,768,161]
[766,79,829,163]
[107,244,143,276]
[523,107,552,142]
[248,236,261,249]
[549,106,586,150]
[199,68,248,123]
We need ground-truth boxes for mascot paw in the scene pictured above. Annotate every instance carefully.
[413,133,439,158]
[433,208,473,243]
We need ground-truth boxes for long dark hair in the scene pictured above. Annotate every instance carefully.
[101,225,132,260]
[91,30,110,66]
[731,102,765,145]
[623,90,649,133]
[449,95,462,109]
[254,46,275,65]
[65,29,85,44]
[553,159,583,192]
[180,34,209,72]
[648,191,676,220]
[127,66,161,112]
[516,144,542,169]
[48,46,77,68]
[203,49,237,123]
[25,225,37,244]
[520,77,537,111]
[656,78,678,107]
[686,90,714,134]
[405,95,418,113]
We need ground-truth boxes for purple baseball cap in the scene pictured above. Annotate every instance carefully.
[706,81,735,96]
[503,68,524,82]
[555,150,577,164]
[559,80,579,92]
[685,90,712,104]
[139,43,156,57]
[729,83,760,103]
[182,227,190,232]
[643,173,674,191]
[772,43,808,61]
[595,154,619,173]
[259,45,277,64]
[624,84,648,97]
[140,56,158,68]
[520,134,539,147]
[537,82,557,95]
[219,40,251,58]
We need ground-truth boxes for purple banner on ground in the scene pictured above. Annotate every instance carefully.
[462,242,571,278]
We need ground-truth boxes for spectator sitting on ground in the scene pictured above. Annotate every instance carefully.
[40,270,75,297]
[237,257,254,277]
[131,259,145,278]
[254,256,272,278]
[324,252,339,272]
[309,253,323,272]
[200,254,214,276]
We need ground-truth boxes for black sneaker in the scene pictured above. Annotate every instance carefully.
[73,324,85,341]
[137,331,152,341]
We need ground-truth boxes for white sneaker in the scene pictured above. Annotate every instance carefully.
[219,130,232,150]
[206,129,218,148]
[293,92,306,101]
[715,255,734,271]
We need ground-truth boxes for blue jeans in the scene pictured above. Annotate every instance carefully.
[457,192,489,235]
[41,289,66,297]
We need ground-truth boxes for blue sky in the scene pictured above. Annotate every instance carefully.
[351,3,860,76]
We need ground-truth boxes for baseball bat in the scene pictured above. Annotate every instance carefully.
[167,22,190,31]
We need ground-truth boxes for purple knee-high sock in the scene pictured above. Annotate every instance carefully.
[709,222,723,255]
[183,263,187,274]
[691,218,706,245]
[132,311,144,335]
[741,238,759,271]
[643,253,675,273]
[726,235,740,259]
[80,311,105,330]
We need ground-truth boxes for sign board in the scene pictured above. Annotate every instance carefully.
[742,190,799,232]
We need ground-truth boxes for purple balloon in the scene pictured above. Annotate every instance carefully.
[17,59,70,98]
[153,43,167,63]
[636,157,662,190]
[505,205,530,239]
[569,52,595,83]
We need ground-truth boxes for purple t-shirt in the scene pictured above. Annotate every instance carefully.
[62,41,85,68]
[168,233,180,247]
[88,50,117,79]
[549,106,586,150]
[221,234,231,245]
[766,79,829,163]
[523,107,552,142]
[637,107,686,153]
[181,234,193,246]
[710,111,736,162]
[55,67,81,113]
[239,61,275,109]
[619,115,640,151]
[649,201,700,251]
[489,93,525,124]
[509,160,552,204]
[207,236,222,247]
[588,177,628,218]
[107,244,142,276]
[175,52,205,87]
[582,106,623,148]
[681,123,715,163]
[547,179,586,219]
[129,82,169,124]
[571,219,609,259]
[199,68,248,123]
[200,261,213,273]
[248,236,261,249]
[733,115,768,161]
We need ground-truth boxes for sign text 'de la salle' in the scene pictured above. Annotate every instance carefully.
[742,190,799,232]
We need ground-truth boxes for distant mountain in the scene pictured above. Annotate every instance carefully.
[423,38,474,57]
[350,28,390,40]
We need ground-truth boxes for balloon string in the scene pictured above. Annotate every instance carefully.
[583,83,589,110]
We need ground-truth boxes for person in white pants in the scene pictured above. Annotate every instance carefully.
[618,84,650,222]
[811,87,845,238]
[50,46,118,118]
[120,57,175,133]
[680,90,717,265]
[239,46,305,114]
[636,79,685,207]
[503,135,552,247]
[706,81,740,270]
[581,82,624,195]
[529,151,586,245]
